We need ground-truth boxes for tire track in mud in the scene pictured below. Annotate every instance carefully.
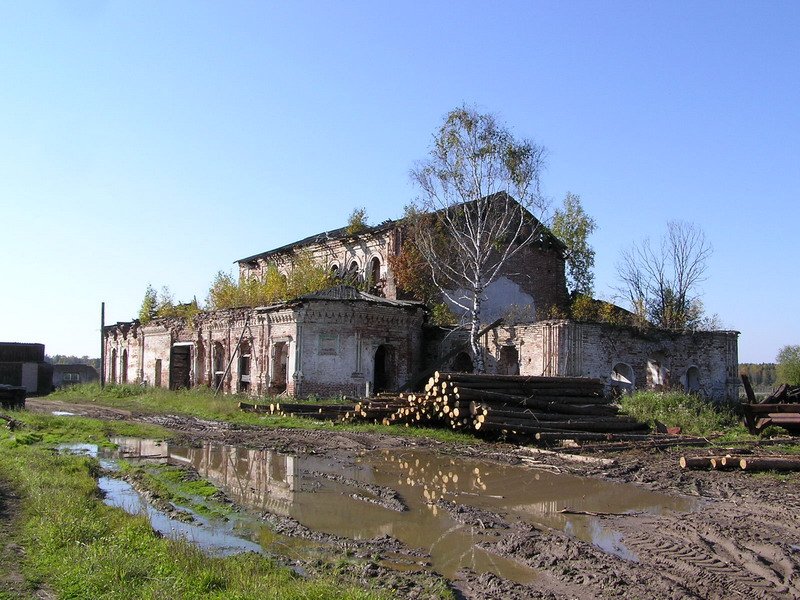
[614,510,800,599]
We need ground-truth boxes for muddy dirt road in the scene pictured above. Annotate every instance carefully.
[28,398,800,599]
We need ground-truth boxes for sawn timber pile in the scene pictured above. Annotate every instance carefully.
[381,372,649,440]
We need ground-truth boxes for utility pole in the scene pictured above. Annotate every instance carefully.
[100,302,105,388]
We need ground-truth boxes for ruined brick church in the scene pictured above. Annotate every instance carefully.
[104,207,739,401]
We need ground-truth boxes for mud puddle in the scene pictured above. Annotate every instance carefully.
[109,438,695,583]
[57,442,314,563]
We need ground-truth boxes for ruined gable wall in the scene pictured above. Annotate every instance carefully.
[104,323,143,384]
[492,320,739,401]
[445,244,568,323]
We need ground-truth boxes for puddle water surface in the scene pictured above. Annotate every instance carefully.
[106,438,694,581]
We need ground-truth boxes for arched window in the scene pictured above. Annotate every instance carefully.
[345,260,360,284]
[369,256,381,284]
[330,263,340,278]
[685,366,701,394]
[611,362,635,393]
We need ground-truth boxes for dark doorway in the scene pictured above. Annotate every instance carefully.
[121,349,128,383]
[110,348,117,383]
[451,351,474,373]
[170,345,191,390]
[373,345,395,393]
[271,342,289,393]
[239,342,251,393]
[154,359,162,387]
[213,342,226,391]
[498,346,520,375]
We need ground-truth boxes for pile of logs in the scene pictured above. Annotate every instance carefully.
[741,375,800,434]
[237,373,652,443]
[680,453,800,472]
[238,401,353,421]
[378,372,649,440]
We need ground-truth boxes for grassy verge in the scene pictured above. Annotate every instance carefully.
[49,383,478,444]
[0,413,391,599]
[619,390,745,438]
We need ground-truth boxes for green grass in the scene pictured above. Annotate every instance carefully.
[119,461,232,520]
[49,383,479,444]
[619,390,741,437]
[0,414,393,599]
[6,411,170,446]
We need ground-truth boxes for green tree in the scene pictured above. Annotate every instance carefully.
[345,207,369,236]
[138,284,158,324]
[551,192,597,296]
[409,106,547,372]
[776,345,800,386]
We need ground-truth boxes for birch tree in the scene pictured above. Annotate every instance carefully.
[409,107,547,372]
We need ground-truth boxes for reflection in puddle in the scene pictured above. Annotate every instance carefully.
[108,438,694,583]
[99,476,264,556]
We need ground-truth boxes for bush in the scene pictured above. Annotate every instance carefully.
[619,390,739,436]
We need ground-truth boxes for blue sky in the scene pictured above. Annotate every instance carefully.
[0,1,797,363]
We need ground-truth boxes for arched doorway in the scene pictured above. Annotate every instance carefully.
[270,341,289,393]
[374,345,395,393]
[452,351,474,373]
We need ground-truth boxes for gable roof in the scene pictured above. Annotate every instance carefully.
[237,219,399,265]
[236,193,566,266]
[296,285,424,309]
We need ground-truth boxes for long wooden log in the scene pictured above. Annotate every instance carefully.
[441,373,604,386]
[741,403,800,414]
[480,415,648,433]
[469,400,617,417]
[444,381,604,394]
[452,387,612,405]
[455,391,616,416]
[536,431,682,442]
[739,457,800,471]
[473,405,620,423]
[680,456,713,469]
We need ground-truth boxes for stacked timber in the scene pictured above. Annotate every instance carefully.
[680,453,800,472]
[380,372,648,440]
[341,395,410,424]
[238,401,354,421]
[741,375,800,434]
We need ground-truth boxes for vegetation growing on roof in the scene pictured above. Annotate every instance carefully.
[206,251,335,310]
[138,284,200,324]
[345,207,369,236]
